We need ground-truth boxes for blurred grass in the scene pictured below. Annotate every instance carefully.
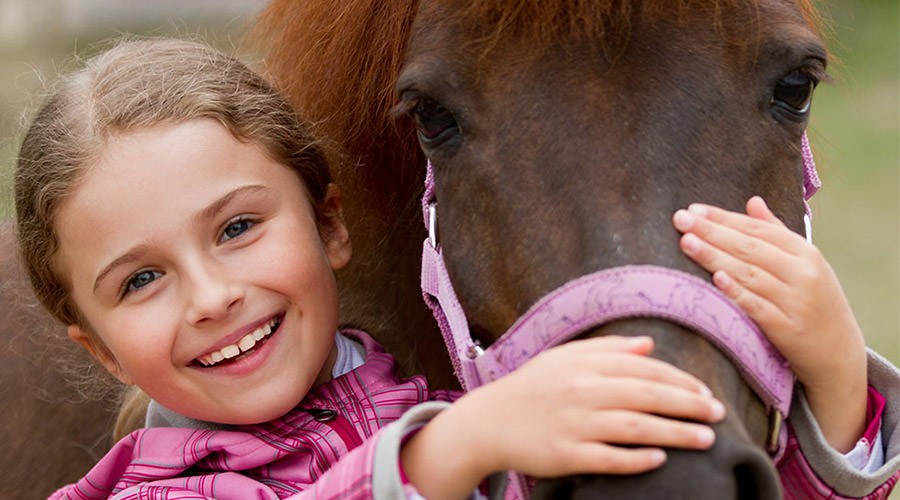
[808,0,899,367]
[0,3,896,362]
[0,7,261,215]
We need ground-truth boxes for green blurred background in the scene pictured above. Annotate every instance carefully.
[808,1,899,367]
[0,3,896,371]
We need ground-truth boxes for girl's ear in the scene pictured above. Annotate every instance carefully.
[67,325,133,385]
[319,184,352,271]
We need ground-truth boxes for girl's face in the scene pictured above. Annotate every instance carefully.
[55,119,351,424]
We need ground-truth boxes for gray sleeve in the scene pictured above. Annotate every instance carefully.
[788,348,900,497]
[371,401,508,500]
[372,401,447,500]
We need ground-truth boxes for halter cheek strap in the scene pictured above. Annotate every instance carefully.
[420,131,821,459]
[801,132,821,242]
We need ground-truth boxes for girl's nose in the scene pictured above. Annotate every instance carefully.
[185,260,243,325]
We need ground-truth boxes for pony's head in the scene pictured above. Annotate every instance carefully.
[255,1,826,497]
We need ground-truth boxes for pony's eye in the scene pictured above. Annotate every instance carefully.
[772,70,816,114]
[410,97,459,146]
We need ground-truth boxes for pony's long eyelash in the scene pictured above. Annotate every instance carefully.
[390,95,420,120]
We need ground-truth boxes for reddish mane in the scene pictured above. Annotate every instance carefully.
[250,0,422,205]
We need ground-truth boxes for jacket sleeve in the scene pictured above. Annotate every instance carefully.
[777,349,900,499]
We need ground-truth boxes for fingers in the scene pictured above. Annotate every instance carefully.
[673,205,796,302]
[744,196,783,225]
[546,367,725,425]
[561,444,667,475]
[463,336,733,480]
[587,410,717,450]
[675,200,805,259]
[527,342,727,422]
[537,410,718,476]
[553,336,712,396]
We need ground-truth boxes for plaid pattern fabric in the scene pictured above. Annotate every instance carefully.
[49,330,455,500]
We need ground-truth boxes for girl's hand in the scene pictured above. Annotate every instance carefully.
[672,196,867,452]
[401,335,725,500]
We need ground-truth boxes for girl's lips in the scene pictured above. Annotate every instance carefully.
[194,315,282,367]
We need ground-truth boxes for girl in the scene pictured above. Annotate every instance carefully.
[16,38,725,499]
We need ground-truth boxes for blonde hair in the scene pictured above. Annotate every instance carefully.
[15,38,331,338]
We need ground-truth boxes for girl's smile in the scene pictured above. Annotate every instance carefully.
[55,119,351,424]
[194,314,282,368]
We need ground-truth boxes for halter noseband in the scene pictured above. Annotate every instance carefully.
[420,132,821,461]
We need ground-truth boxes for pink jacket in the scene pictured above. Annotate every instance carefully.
[48,330,455,499]
[49,331,900,499]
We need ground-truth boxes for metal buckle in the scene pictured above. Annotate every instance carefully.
[803,213,813,243]
[765,409,784,454]
[465,342,484,359]
[428,203,439,248]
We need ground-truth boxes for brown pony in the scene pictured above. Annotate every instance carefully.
[252,0,827,497]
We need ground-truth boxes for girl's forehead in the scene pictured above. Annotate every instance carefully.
[54,121,317,285]
[62,120,306,226]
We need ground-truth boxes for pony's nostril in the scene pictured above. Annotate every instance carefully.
[735,460,782,500]
[736,463,763,500]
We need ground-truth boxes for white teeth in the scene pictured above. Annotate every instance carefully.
[222,345,240,359]
[197,318,278,367]
[238,334,255,352]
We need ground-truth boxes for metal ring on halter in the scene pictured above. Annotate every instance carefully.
[766,409,785,454]
[427,203,439,248]
[803,213,813,243]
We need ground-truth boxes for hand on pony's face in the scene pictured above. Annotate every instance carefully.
[673,196,867,452]
[400,335,725,500]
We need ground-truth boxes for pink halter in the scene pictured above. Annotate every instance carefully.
[420,132,820,454]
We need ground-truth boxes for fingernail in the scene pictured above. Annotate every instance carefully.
[673,209,694,229]
[681,233,701,254]
[627,336,653,349]
[712,270,732,289]
[698,383,713,397]
[711,400,726,420]
[650,449,667,465]
[688,204,708,217]
[697,427,716,447]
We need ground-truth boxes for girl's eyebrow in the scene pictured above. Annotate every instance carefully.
[196,184,268,224]
[93,246,150,294]
[92,185,269,294]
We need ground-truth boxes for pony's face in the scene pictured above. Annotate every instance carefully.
[397,1,825,497]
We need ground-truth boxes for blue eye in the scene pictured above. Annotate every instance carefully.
[221,218,254,242]
[124,270,161,295]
